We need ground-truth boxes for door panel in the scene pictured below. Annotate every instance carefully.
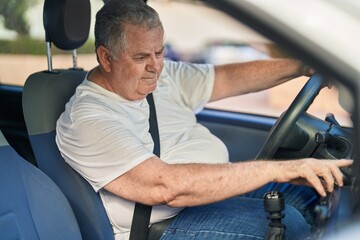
[197,109,275,162]
[0,85,36,165]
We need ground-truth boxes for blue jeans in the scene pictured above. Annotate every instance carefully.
[160,183,318,240]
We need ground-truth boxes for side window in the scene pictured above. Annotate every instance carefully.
[149,0,352,127]
[0,0,351,127]
[0,0,102,86]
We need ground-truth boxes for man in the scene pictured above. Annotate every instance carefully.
[56,1,352,239]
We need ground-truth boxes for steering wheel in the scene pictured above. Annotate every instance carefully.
[256,74,327,160]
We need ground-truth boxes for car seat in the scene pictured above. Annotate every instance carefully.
[22,0,172,239]
[0,129,82,240]
[22,0,115,239]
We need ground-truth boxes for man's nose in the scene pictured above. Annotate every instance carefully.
[147,55,162,72]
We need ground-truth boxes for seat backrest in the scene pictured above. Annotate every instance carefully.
[22,0,114,239]
[23,71,114,240]
[0,130,82,240]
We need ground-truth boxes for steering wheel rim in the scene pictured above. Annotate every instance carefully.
[256,74,327,160]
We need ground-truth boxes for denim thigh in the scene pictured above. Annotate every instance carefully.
[242,182,319,226]
[161,184,314,240]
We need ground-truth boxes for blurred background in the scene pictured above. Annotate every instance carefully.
[0,0,352,126]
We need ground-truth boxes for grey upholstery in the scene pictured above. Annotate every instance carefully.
[0,130,7,146]
[23,70,85,135]
[23,69,116,240]
[22,0,173,238]
[22,0,116,239]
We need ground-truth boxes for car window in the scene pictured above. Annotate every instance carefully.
[0,0,352,126]
[148,0,352,127]
[0,0,101,86]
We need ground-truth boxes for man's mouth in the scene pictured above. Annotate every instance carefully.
[142,75,158,85]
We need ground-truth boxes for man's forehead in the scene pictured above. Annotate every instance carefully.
[123,25,164,53]
[124,23,163,36]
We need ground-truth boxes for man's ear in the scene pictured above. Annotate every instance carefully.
[96,45,112,72]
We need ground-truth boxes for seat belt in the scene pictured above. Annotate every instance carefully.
[129,93,160,240]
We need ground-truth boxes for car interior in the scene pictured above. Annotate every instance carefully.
[0,0,359,239]
[0,129,82,239]
[9,0,174,239]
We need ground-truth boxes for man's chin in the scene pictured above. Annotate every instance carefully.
[136,91,154,100]
[137,84,157,98]
[146,84,157,94]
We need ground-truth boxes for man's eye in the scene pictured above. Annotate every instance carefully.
[156,52,163,58]
[135,56,147,61]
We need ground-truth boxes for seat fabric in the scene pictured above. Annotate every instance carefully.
[22,0,173,238]
[0,130,82,240]
[23,70,115,240]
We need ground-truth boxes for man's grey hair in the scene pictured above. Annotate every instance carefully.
[95,0,163,59]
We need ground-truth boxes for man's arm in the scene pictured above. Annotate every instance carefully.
[104,156,352,207]
[210,59,313,102]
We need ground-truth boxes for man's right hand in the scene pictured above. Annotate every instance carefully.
[272,159,353,197]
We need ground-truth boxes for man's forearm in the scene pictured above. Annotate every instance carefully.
[105,157,276,207]
[104,156,351,207]
[211,59,310,101]
[164,160,276,207]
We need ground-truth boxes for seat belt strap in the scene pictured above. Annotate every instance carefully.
[129,93,160,240]
[146,93,160,157]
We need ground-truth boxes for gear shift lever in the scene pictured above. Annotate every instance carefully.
[263,191,286,240]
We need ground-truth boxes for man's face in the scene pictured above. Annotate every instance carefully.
[107,24,164,101]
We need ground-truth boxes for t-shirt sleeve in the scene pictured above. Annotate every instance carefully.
[162,60,215,113]
[56,105,154,192]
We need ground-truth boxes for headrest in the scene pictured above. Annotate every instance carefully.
[43,0,91,50]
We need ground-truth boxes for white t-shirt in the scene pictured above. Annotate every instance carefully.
[56,60,229,239]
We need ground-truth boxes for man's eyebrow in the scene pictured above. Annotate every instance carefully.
[133,52,149,57]
[156,47,165,53]
[132,47,165,57]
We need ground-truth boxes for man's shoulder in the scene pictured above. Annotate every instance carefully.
[161,60,191,80]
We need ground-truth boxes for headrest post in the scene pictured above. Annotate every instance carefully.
[46,42,53,72]
[72,49,78,69]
